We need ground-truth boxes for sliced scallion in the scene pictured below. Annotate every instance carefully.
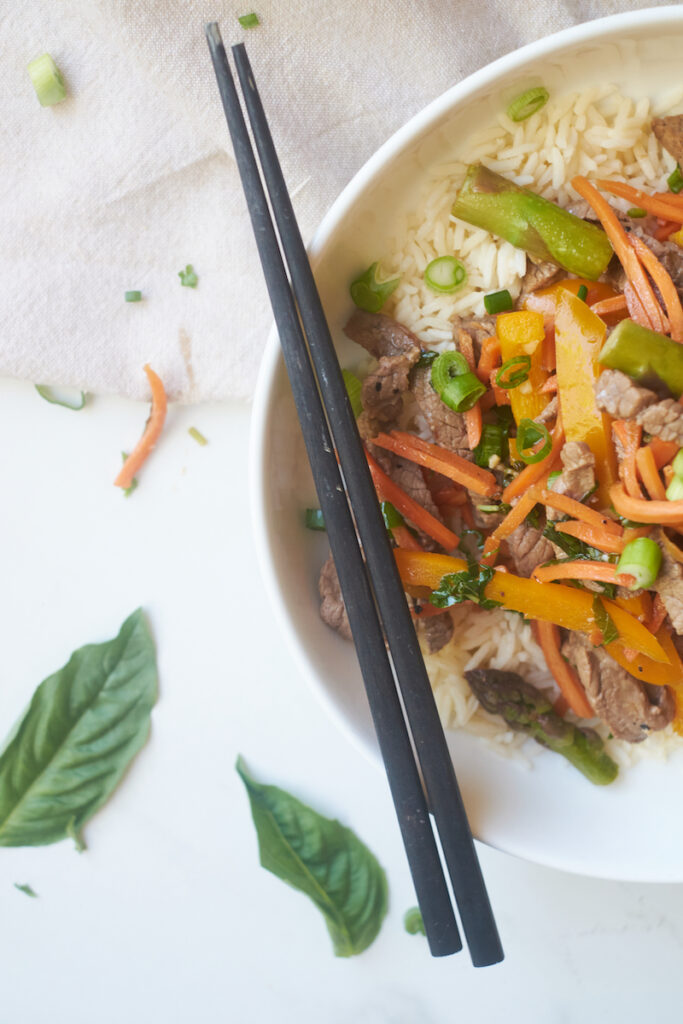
[627,207,647,218]
[668,164,683,195]
[506,86,549,123]
[431,351,485,413]
[238,12,260,27]
[424,256,467,294]
[666,475,683,502]
[342,369,363,418]
[35,385,86,411]
[516,418,551,464]
[615,537,662,590]
[484,289,513,315]
[178,264,198,288]
[577,284,588,302]
[672,448,683,478]
[125,290,142,302]
[473,424,504,468]
[27,53,66,106]
[380,501,404,531]
[349,262,400,313]
[495,354,531,389]
[304,508,326,531]
[548,469,562,485]
[188,426,208,446]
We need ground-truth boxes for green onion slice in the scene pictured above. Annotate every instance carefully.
[35,385,86,411]
[615,537,662,590]
[668,164,683,195]
[672,448,683,478]
[27,53,67,106]
[431,352,485,412]
[424,256,467,294]
[627,207,647,218]
[342,369,363,418]
[304,508,326,531]
[666,475,683,502]
[380,501,405,531]
[473,423,505,468]
[349,262,400,313]
[516,418,551,464]
[188,426,208,446]
[577,284,588,302]
[178,264,198,287]
[238,12,260,27]
[506,86,549,122]
[495,354,531,389]
[484,289,513,315]
[125,290,142,302]
[548,469,562,485]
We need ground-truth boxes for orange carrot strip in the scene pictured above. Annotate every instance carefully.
[373,431,499,497]
[537,488,623,536]
[366,451,459,551]
[595,179,683,223]
[412,601,450,620]
[635,445,667,501]
[654,220,679,242]
[571,177,667,333]
[481,485,545,566]
[541,325,556,372]
[532,560,634,587]
[456,332,483,449]
[488,369,511,406]
[502,419,564,503]
[629,234,683,342]
[533,620,594,719]
[610,482,683,524]
[624,280,655,331]
[649,437,680,468]
[554,520,626,554]
[613,419,645,499]
[590,294,628,317]
[391,524,424,552]
[476,336,501,383]
[114,365,168,490]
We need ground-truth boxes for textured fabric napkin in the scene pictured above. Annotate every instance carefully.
[1,0,675,402]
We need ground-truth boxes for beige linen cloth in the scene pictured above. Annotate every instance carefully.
[0,0,675,402]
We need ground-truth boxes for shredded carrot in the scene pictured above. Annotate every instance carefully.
[595,179,683,224]
[589,294,628,318]
[476,336,501,383]
[537,488,623,536]
[532,560,634,587]
[571,176,667,333]
[365,450,459,551]
[610,482,683,524]
[635,445,667,501]
[654,220,680,242]
[648,437,680,468]
[623,280,655,331]
[488,369,511,406]
[613,419,644,499]
[540,375,558,393]
[372,431,500,497]
[481,484,545,566]
[423,470,469,511]
[457,331,483,448]
[391,524,424,551]
[541,325,556,372]
[533,620,594,719]
[502,418,564,503]
[554,520,625,554]
[628,234,683,342]
[115,365,168,490]
[648,593,668,635]
[654,191,683,208]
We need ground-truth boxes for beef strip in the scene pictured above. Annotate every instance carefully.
[638,399,683,445]
[546,441,596,522]
[410,364,470,455]
[652,115,683,165]
[651,528,683,635]
[367,446,444,552]
[417,610,454,653]
[516,258,563,304]
[595,369,657,419]
[561,631,675,742]
[535,395,558,426]
[318,553,351,640]
[505,519,555,578]
[344,309,421,361]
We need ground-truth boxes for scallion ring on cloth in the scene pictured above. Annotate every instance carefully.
[516,418,551,464]
[424,256,467,294]
[506,86,549,122]
[125,290,142,302]
[495,354,531,389]
[27,53,67,106]
[484,289,513,315]
[349,262,400,313]
[342,369,363,418]
[35,385,86,411]
[473,424,505,468]
[668,165,683,195]
[304,508,326,531]
[430,351,485,413]
[238,12,260,27]
[666,475,683,502]
[615,537,662,590]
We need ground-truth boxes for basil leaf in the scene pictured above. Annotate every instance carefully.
[14,883,38,898]
[404,907,425,936]
[0,609,157,848]
[236,757,388,957]
[543,522,604,562]
[592,596,619,647]
[430,561,501,610]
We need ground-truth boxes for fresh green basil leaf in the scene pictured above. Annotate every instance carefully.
[0,609,157,848]
[430,561,501,611]
[14,882,38,898]
[543,522,604,562]
[404,907,425,936]
[592,596,619,647]
[236,757,388,957]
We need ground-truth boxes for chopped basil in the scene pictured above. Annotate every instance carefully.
[404,907,426,936]
[592,596,619,647]
[14,883,38,898]
[178,264,198,287]
[430,560,501,610]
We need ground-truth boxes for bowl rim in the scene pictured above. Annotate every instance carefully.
[249,5,683,881]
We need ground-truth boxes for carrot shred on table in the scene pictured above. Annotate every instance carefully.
[476,336,500,383]
[365,450,458,551]
[635,445,667,501]
[502,418,564,503]
[372,431,500,497]
[554,520,625,554]
[628,234,683,342]
[532,560,634,587]
[114,364,168,490]
[533,620,594,719]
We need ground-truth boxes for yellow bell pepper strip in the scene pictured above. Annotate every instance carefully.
[495,310,548,423]
[554,289,618,506]
[606,629,683,714]
[524,277,618,321]
[394,549,669,663]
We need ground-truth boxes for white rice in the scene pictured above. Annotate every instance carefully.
[386,84,683,767]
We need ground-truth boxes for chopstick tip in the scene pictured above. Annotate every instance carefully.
[204,22,223,48]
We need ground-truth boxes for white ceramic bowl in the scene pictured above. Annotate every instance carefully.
[251,7,683,882]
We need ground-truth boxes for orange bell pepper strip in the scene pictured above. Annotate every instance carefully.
[607,629,683,706]
[525,277,619,321]
[554,289,618,506]
[393,549,669,663]
[495,310,548,423]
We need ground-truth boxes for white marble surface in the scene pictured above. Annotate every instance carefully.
[1,376,681,1024]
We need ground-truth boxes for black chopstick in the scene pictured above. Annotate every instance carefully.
[229,43,504,969]
[204,23,460,959]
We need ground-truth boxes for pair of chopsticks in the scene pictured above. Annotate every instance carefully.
[205,24,503,967]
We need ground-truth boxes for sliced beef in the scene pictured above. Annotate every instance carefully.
[417,610,454,653]
[517,258,563,304]
[368,447,444,551]
[595,369,657,420]
[546,441,596,523]
[344,309,421,361]
[651,528,683,635]
[535,395,558,426]
[638,399,683,445]
[561,631,675,742]
[318,553,351,640]
[652,115,683,165]
[505,519,555,578]
[410,364,470,455]
[450,313,497,363]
